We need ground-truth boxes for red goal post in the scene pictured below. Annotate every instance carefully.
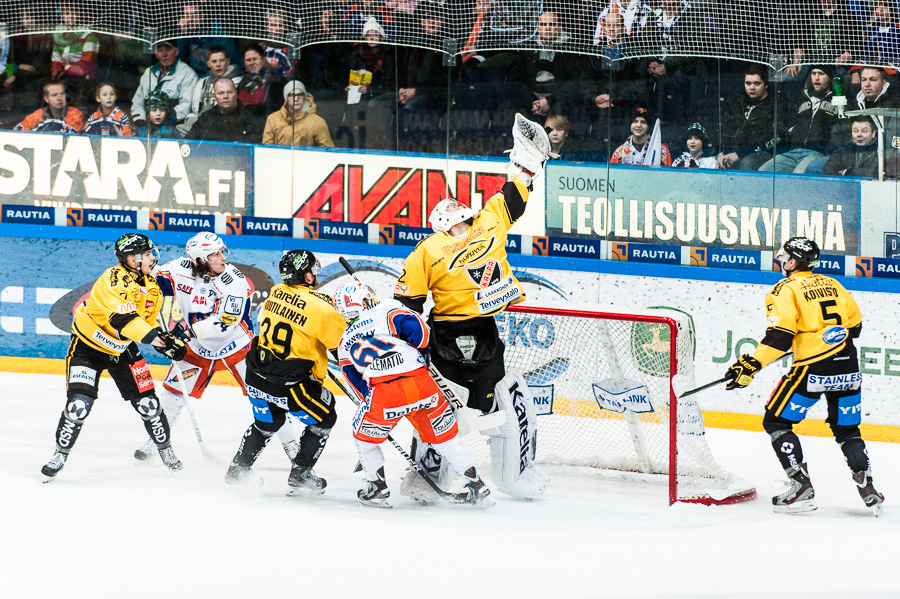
[500,303,756,506]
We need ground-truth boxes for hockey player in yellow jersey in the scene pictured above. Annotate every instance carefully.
[41,233,188,482]
[725,237,884,515]
[225,249,346,493]
[394,114,550,501]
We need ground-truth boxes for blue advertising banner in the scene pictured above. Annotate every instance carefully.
[150,211,216,232]
[81,208,137,229]
[0,205,54,224]
[380,224,431,246]
[546,164,860,255]
[0,132,252,214]
[227,215,293,236]
[613,242,680,264]
[689,247,762,270]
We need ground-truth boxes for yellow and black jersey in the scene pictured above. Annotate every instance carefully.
[393,177,530,321]
[752,270,862,368]
[257,283,347,381]
[73,265,162,355]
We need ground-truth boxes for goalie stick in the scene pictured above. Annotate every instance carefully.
[157,314,216,462]
[326,368,476,505]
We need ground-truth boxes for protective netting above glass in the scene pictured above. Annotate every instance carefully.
[2,0,898,68]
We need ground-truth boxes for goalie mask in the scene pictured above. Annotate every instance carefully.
[777,236,819,272]
[332,281,378,320]
[429,198,477,233]
[280,249,321,286]
[186,231,228,265]
[114,233,159,271]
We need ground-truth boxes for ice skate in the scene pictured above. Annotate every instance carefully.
[358,467,391,508]
[852,471,885,517]
[41,450,68,483]
[773,463,816,514]
[158,445,183,471]
[225,463,263,487]
[462,467,495,509]
[287,466,326,495]
[134,438,154,461]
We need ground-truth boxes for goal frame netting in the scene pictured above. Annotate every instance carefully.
[503,303,757,506]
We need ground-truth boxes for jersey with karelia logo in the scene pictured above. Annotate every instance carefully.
[257,283,346,381]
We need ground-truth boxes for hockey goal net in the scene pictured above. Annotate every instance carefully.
[497,303,756,506]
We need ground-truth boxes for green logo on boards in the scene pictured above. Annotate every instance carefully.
[629,307,696,377]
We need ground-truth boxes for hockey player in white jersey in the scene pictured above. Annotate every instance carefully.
[333,281,493,508]
[133,232,298,461]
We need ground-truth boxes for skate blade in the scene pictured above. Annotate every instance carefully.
[871,503,884,517]
[285,485,326,497]
[359,497,393,509]
[773,499,817,514]
[42,475,58,484]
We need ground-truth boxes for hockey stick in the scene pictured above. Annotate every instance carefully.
[326,368,472,504]
[679,376,729,398]
[680,353,794,398]
[156,315,216,462]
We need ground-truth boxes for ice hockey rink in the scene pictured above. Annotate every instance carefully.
[2,370,898,599]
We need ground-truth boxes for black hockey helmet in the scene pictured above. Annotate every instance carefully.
[280,249,321,286]
[115,233,159,269]
[779,236,820,270]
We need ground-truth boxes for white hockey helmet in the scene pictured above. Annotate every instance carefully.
[428,198,476,233]
[186,231,228,264]
[332,281,377,320]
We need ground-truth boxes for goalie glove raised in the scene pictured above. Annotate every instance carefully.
[507,113,552,186]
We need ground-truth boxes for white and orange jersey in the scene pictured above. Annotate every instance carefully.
[156,258,252,360]
[337,298,430,400]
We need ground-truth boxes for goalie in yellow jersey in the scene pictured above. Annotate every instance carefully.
[41,233,188,482]
[225,249,346,494]
[725,237,884,516]
[393,114,550,501]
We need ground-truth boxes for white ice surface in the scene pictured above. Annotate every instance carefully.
[1,371,898,599]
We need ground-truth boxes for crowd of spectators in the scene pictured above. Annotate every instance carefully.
[3,0,900,178]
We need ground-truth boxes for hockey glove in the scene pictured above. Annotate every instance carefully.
[170,322,193,344]
[154,330,187,362]
[725,354,762,390]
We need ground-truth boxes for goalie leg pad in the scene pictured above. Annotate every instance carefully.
[488,371,549,500]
